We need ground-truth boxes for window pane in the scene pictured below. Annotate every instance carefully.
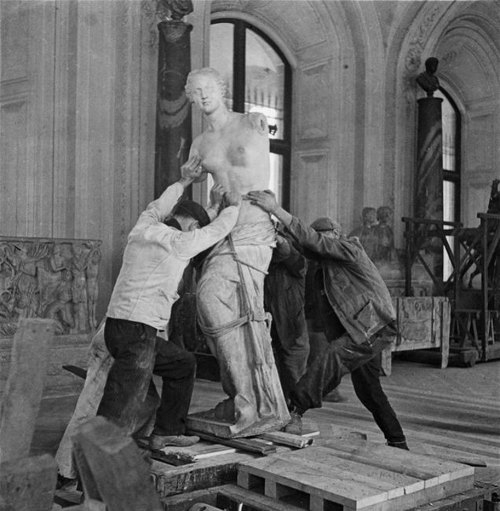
[210,23,234,112]
[443,180,456,280]
[435,90,456,172]
[269,153,283,205]
[443,180,456,223]
[245,30,285,140]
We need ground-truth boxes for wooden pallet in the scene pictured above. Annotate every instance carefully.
[237,440,475,511]
[214,483,494,511]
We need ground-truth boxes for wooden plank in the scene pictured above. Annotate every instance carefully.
[238,454,390,509]
[411,485,491,510]
[258,431,315,448]
[190,430,277,455]
[0,319,55,462]
[216,484,305,511]
[159,440,237,460]
[361,476,476,511]
[159,485,222,511]
[151,452,252,498]
[73,417,163,511]
[0,454,57,511]
[322,438,474,484]
[286,446,425,497]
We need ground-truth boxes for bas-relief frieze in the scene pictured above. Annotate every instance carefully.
[404,5,442,69]
[0,237,101,338]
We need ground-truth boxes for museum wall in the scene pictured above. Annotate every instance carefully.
[1,0,499,328]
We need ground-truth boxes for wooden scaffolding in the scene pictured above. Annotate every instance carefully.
[402,212,500,364]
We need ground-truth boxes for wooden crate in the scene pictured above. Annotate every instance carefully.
[382,297,451,375]
[237,441,474,511]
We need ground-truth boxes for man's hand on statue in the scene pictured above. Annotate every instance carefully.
[246,190,278,214]
[223,191,242,208]
[209,184,226,207]
[179,155,203,186]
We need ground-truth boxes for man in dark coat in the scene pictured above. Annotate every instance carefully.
[264,225,309,409]
[247,189,408,450]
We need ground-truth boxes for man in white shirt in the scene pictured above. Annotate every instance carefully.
[96,155,241,450]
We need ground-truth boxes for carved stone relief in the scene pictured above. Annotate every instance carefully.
[0,237,102,337]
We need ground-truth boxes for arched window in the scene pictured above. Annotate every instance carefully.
[210,19,292,209]
[435,89,461,279]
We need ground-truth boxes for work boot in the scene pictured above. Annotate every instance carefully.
[283,410,303,435]
[387,440,409,450]
[149,434,200,450]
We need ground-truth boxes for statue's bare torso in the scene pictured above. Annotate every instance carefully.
[186,69,271,225]
[191,111,270,225]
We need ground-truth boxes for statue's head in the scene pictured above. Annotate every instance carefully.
[425,57,439,75]
[362,207,377,226]
[185,68,227,102]
[377,206,393,223]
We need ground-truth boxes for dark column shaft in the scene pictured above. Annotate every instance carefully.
[154,20,193,198]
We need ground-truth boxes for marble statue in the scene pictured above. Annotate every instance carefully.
[185,67,290,437]
[373,206,395,262]
[349,207,378,260]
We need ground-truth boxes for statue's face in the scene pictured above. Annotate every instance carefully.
[190,74,224,115]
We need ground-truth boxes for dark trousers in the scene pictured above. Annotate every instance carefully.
[96,317,196,437]
[290,324,406,444]
[270,319,309,406]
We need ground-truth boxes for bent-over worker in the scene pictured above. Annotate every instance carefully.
[247,189,408,450]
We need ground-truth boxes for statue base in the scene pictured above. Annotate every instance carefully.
[186,411,289,439]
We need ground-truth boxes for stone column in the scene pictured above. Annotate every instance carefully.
[415,96,444,291]
[415,97,443,221]
[154,20,193,198]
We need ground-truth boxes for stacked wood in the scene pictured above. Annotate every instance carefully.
[0,319,57,511]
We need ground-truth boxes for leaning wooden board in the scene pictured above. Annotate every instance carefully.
[237,440,475,511]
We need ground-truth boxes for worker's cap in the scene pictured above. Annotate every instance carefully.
[172,200,210,228]
[310,217,342,234]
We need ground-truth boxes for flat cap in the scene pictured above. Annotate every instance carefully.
[172,200,210,228]
[310,217,342,233]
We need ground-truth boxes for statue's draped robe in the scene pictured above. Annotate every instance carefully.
[197,221,290,437]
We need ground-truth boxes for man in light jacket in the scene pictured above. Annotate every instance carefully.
[247,189,408,450]
[97,155,241,450]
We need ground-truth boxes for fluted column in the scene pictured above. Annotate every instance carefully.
[154,20,193,198]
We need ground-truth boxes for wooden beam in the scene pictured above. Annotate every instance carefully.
[0,453,57,511]
[72,416,163,511]
[0,319,55,462]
